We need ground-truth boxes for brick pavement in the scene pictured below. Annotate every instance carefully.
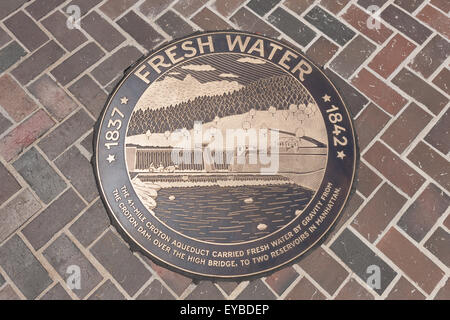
[0,0,448,300]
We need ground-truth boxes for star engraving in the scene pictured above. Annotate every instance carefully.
[107,154,116,163]
[337,151,346,160]
[120,96,128,105]
[322,94,331,102]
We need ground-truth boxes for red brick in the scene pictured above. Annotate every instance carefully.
[394,0,424,13]
[139,0,174,18]
[173,0,208,17]
[381,103,432,154]
[0,110,54,162]
[320,0,350,13]
[283,0,314,15]
[192,7,232,30]
[335,278,374,300]
[409,35,450,79]
[386,277,425,300]
[82,11,125,52]
[408,142,450,192]
[352,183,406,242]
[425,227,450,267]
[285,277,326,300]
[416,5,450,40]
[216,281,238,296]
[364,141,425,197]
[4,11,48,51]
[212,0,246,17]
[435,278,450,300]
[352,69,407,115]
[355,103,391,151]
[444,215,450,230]
[297,247,349,295]
[356,162,382,197]
[0,75,37,122]
[425,109,449,155]
[231,7,280,38]
[305,36,338,67]
[68,75,107,118]
[265,266,299,295]
[430,0,450,13]
[187,281,225,300]
[432,68,450,95]
[342,5,393,45]
[100,0,139,19]
[368,34,416,79]
[377,227,445,294]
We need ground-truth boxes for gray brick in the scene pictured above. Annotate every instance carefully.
[305,6,355,46]
[40,283,72,300]
[0,0,28,19]
[137,279,174,300]
[65,0,103,16]
[88,280,125,300]
[68,75,107,118]
[0,113,12,136]
[13,148,66,204]
[186,281,224,300]
[22,188,85,250]
[43,233,103,298]
[0,285,20,300]
[231,7,280,38]
[331,228,397,295]
[357,0,388,8]
[268,8,315,47]
[0,273,5,287]
[38,109,95,160]
[90,230,151,296]
[4,11,49,51]
[25,0,66,20]
[81,11,125,52]
[0,161,21,205]
[247,0,282,16]
[0,235,52,299]
[70,198,110,247]
[236,279,276,300]
[0,41,27,73]
[156,10,195,39]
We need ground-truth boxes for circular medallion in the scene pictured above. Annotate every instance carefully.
[94,31,357,278]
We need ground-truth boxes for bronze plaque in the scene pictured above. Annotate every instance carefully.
[94,31,357,278]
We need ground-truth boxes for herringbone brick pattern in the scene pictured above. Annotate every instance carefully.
[0,0,448,300]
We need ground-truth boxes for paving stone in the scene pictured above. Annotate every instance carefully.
[324,70,368,117]
[0,41,27,74]
[65,0,103,16]
[216,281,238,296]
[380,4,432,44]
[173,0,208,18]
[0,0,28,20]
[408,142,450,192]
[88,279,125,300]
[377,227,444,294]
[68,75,108,118]
[231,7,280,38]
[304,6,355,46]
[381,103,431,154]
[137,279,175,300]
[432,68,450,95]
[40,283,72,300]
[13,147,66,204]
[0,161,21,205]
[297,247,349,295]
[51,42,105,86]
[192,7,232,31]
[320,0,350,13]
[305,36,338,67]
[82,11,125,52]
[0,235,52,299]
[21,188,85,249]
[236,279,276,300]
[416,5,450,39]
[409,35,450,79]
[354,103,391,151]
[330,35,376,79]
[425,227,450,267]
[283,0,315,15]
[393,68,448,116]
[425,109,449,155]
[394,0,424,12]
[139,0,173,18]
[156,10,195,39]
[364,142,425,197]
[268,8,315,47]
[352,68,407,115]
[430,0,450,14]
[324,192,364,244]
[55,146,98,202]
[342,5,392,45]
[0,285,21,300]
[70,198,110,247]
[247,0,281,16]
[100,0,139,20]
[0,113,12,136]
[0,189,41,243]
[357,0,388,9]
[117,11,164,51]
[331,228,397,294]
[92,45,142,86]
[28,75,78,121]
[0,273,6,287]
[356,162,382,197]
[185,281,223,300]
[80,131,94,154]
[90,230,151,296]
[0,26,11,46]
[434,278,450,300]
[38,109,94,160]
[212,0,246,17]
[285,277,326,300]
[264,266,299,295]
[4,11,49,51]
[25,0,66,20]
[44,234,103,298]
[352,183,406,242]
[335,278,374,300]
[0,75,37,122]
[0,110,55,162]
[444,215,450,230]
[368,34,416,79]
[386,277,425,300]
[42,11,88,52]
